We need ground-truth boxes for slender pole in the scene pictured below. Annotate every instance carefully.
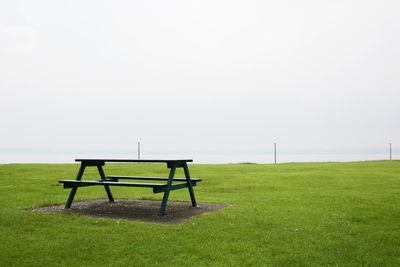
[389,143,392,160]
[274,143,277,164]
[138,141,141,160]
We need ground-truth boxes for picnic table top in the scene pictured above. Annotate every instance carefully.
[75,159,193,163]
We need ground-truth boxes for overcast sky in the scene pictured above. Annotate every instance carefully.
[1,0,399,156]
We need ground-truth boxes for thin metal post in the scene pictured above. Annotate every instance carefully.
[389,143,392,160]
[274,143,277,164]
[138,141,141,160]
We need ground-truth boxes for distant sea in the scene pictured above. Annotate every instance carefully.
[0,150,393,164]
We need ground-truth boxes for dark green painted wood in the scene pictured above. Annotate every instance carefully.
[60,158,201,216]
[107,176,201,182]
[153,182,197,193]
[65,164,85,208]
[60,180,197,190]
[167,161,187,168]
[97,165,114,202]
[184,163,197,207]
[83,160,105,166]
[159,166,176,216]
[76,159,193,163]
[60,180,98,188]
[60,180,167,188]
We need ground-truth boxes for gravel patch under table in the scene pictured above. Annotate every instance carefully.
[32,199,230,225]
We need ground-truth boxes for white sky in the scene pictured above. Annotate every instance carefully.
[1,0,399,155]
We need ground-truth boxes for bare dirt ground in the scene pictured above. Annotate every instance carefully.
[32,199,230,224]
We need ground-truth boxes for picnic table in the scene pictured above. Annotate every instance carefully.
[59,159,201,216]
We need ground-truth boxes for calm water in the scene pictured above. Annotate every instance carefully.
[0,152,392,164]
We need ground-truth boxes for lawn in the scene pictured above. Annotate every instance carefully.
[0,161,399,266]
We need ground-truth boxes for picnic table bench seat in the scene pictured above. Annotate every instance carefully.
[59,177,201,193]
[58,159,201,216]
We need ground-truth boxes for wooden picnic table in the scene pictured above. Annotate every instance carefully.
[59,159,201,216]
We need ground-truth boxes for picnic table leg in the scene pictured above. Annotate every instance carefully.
[183,163,197,207]
[97,165,114,202]
[65,164,86,209]
[159,166,176,216]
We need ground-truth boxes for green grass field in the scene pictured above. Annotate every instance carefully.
[1,161,400,266]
